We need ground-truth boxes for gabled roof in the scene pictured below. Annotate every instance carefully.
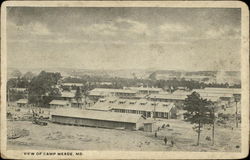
[49,100,69,105]
[51,109,145,123]
[61,91,75,98]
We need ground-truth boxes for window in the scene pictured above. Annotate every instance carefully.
[158,112,162,117]
[109,100,115,103]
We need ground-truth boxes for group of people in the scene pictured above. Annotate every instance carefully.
[155,131,175,147]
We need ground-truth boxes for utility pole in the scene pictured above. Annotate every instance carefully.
[212,106,215,146]
[7,88,9,104]
[235,100,238,128]
[147,83,149,95]
[154,96,156,121]
[233,94,240,128]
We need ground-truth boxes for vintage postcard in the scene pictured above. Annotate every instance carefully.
[1,0,249,159]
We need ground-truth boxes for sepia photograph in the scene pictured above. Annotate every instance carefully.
[1,1,249,159]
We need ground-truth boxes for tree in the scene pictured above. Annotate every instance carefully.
[28,71,61,107]
[8,90,27,102]
[183,92,212,145]
[7,77,29,88]
[149,72,157,81]
[75,86,82,108]
[11,69,22,78]
[207,104,220,146]
[23,71,35,80]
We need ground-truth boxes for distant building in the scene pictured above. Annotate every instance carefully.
[61,83,83,90]
[71,99,84,108]
[51,109,146,130]
[147,93,186,108]
[193,87,241,106]
[9,88,27,93]
[99,82,113,86]
[176,86,188,91]
[59,91,75,101]
[176,110,187,120]
[61,83,84,87]
[128,87,163,95]
[16,99,28,107]
[203,87,241,96]
[88,90,109,101]
[50,90,87,108]
[88,88,137,101]
[49,100,71,108]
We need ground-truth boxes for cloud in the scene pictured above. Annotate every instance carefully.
[159,23,191,33]
[7,21,50,36]
[115,18,149,35]
[29,22,51,35]
[80,18,150,37]
[82,23,118,36]
[204,26,240,39]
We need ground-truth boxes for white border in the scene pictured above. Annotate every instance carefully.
[1,1,249,159]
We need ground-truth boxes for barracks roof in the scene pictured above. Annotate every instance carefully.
[51,109,145,123]
[88,97,176,113]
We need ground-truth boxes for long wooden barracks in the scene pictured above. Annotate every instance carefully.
[51,109,146,130]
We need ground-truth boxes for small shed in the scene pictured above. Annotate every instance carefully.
[143,120,157,132]
[16,99,28,107]
[176,110,186,120]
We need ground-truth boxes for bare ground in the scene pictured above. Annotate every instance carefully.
[7,119,241,152]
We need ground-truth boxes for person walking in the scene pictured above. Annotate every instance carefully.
[164,136,168,145]
[155,131,157,137]
[171,140,174,147]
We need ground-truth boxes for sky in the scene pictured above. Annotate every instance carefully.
[7,7,241,71]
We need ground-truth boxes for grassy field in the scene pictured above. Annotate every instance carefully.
[7,119,241,152]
